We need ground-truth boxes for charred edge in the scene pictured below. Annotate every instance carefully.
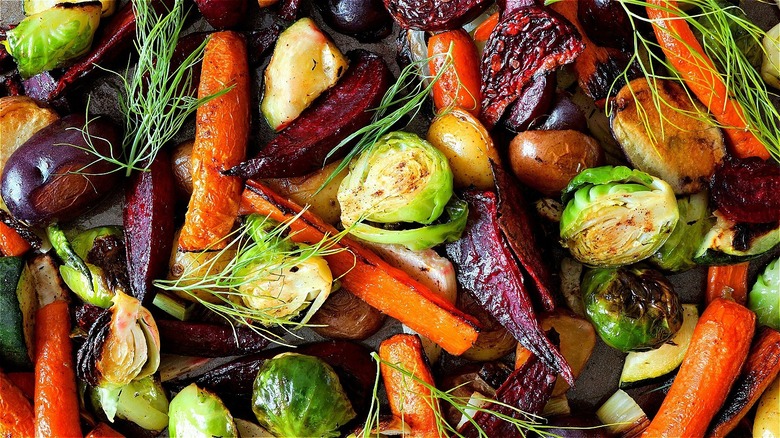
[76,310,113,387]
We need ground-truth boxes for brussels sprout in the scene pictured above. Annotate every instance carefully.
[338,131,454,227]
[91,376,169,431]
[169,383,237,438]
[3,3,102,78]
[252,353,356,437]
[349,198,469,251]
[749,257,779,331]
[582,267,684,352]
[650,192,710,272]
[560,166,679,267]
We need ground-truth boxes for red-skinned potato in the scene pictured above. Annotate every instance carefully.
[171,139,194,202]
[1,114,121,224]
[310,289,386,340]
[508,130,603,197]
[194,0,248,29]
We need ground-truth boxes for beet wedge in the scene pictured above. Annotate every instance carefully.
[123,151,176,306]
[383,0,491,31]
[156,320,270,358]
[458,354,556,438]
[226,50,392,179]
[446,189,573,383]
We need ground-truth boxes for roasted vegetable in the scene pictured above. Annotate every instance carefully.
[754,375,780,438]
[650,192,709,272]
[694,211,780,264]
[560,166,679,267]
[582,267,683,352]
[694,0,763,71]
[318,0,392,42]
[539,311,596,396]
[749,257,779,331]
[262,162,348,225]
[262,18,348,131]
[611,78,726,195]
[3,2,102,78]
[479,7,584,128]
[169,383,236,438]
[428,29,482,115]
[503,73,555,132]
[171,140,194,201]
[762,23,780,89]
[90,375,169,431]
[166,230,236,304]
[508,130,603,197]
[1,114,121,225]
[193,0,247,28]
[383,0,491,31]
[23,0,116,16]
[0,257,35,370]
[596,389,649,437]
[252,353,356,438]
[310,288,386,340]
[157,320,270,357]
[711,157,780,224]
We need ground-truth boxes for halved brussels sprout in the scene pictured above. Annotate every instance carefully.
[560,166,679,267]
[91,376,169,432]
[252,353,356,438]
[77,291,161,387]
[3,2,102,78]
[582,267,683,352]
[650,192,710,272]
[338,131,454,227]
[169,384,237,438]
[749,257,779,331]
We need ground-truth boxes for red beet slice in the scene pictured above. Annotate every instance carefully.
[711,157,780,224]
[383,0,491,31]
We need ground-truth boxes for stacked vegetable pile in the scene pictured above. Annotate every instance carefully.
[0,0,779,437]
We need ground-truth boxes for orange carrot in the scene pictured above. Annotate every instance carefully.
[179,31,250,251]
[642,298,755,438]
[0,221,31,257]
[85,422,125,438]
[646,0,769,159]
[0,370,35,438]
[706,263,749,305]
[34,300,81,438]
[473,12,499,42]
[6,372,34,400]
[379,334,440,437]
[240,181,480,355]
[428,29,482,116]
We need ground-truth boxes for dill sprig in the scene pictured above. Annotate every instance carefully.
[360,353,602,438]
[153,213,351,344]
[611,0,780,160]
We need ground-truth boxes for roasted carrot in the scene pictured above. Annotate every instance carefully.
[0,221,31,257]
[379,334,440,437]
[428,29,482,116]
[473,12,499,42]
[85,422,125,438]
[179,31,250,251]
[709,327,780,437]
[641,298,755,438]
[6,372,34,400]
[0,370,34,438]
[645,0,769,159]
[240,181,480,355]
[34,300,81,438]
[706,263,749,305]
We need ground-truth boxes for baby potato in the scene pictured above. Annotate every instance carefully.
[0,96,58,174]
[171,139,194,201]
[426,109,499,190]
[508,130,603,197]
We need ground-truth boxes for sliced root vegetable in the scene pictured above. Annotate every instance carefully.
[706,263,749,305]
[157,320,270,358]
[428,29,482,116]
[540,311,596,396]
[0,222,31,257]
[0,370,34,437]
[179,31,250,251]
[473,12,498,42]
[460,291,517,362]
[641,298,755,438]
[383,0,491,31]
[240,180,479,355]
[5,372,34,400]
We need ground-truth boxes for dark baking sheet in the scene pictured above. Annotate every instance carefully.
[1,0,779,417]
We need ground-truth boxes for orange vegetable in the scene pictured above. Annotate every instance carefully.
[473,12,499,42]
[240,180,480,355]
[0,221,31,257]
[34,300,81,438]
[645,0,769,159]
[642,298,755,438]
[428,29,482,116]
[179,31,250,251]
[706,263,749,305]
[379,334,440,437]
[0,370,34,438]
[6,372,34,400]
[86,422,125,438]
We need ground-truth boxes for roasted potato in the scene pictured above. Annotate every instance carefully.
[171,139,194,201]
[0,96,58,177]
[310,288,386,340]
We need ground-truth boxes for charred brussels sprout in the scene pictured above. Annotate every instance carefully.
[650,192,710,272]
[169,384,237,438]
[582,267,683,352]
[252,353,356,437]
[560,166,679,267]
[3,2,102,78]
[338,131,454,226]
[90,376,169,432]
[749,257,779,331]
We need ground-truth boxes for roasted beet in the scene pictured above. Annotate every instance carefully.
[540,91,587,132]
[503,73,556,132]
[193,0,247,29]
[279,0,303,20]
[479,7,584,128]
[226,50,392,179]
[157,320,270,357]
[498,0,541,16]
[383,0,491,31]
[711,157,780,223]
[318,0,393,42]
[578,0,634,49]
[1,114,122,225]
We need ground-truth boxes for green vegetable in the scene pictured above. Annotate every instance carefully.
[650,192,709,272]
[252,353,356,438]
[349,198,468,251]
[560,166,679,267]
[582,267,684,352]
[338,131,454,227]
[0,257,34,370]
[748,257,779,331]
[694,211,780,265]
[694,0,763,71]
[91,376,169,432]
[169,383,236,438]
[3,2,101,78]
